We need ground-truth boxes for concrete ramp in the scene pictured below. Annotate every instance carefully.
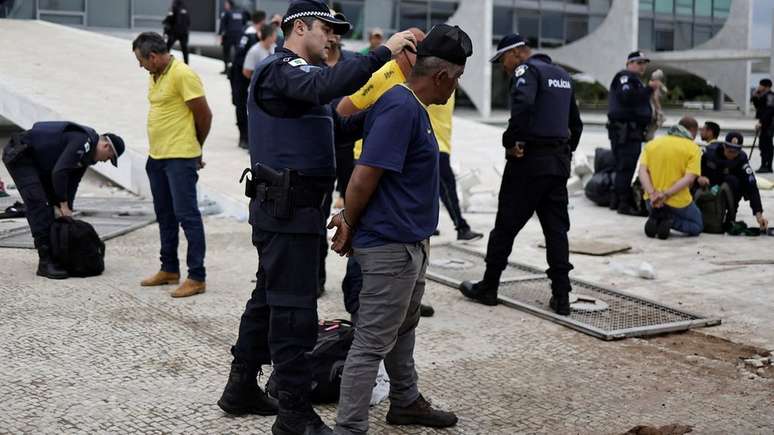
[0,19,249,218]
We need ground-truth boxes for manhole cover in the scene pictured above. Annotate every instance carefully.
[426,244,720,340]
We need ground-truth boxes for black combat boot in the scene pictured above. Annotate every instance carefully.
[616,195,641,216]
[36,246,68,280]
[459,269,500,306]
[608,192,618,210]
[272,391,332,435]
[217,362,278,416]
[386,394,458,428]
[548,293,571,316]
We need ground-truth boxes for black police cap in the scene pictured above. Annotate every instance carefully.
[103,133,125,167]
[282,0,351,35]
[627,50,650,63]
[490,34,526,63]
[724,131,744,149]
[416,24,472,66]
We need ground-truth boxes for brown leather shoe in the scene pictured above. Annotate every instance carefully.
[171,278,206,298]
[140,271,180,286]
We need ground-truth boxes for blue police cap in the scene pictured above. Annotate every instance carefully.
[724,131,744,150]
[103,133,125,167]
[282,0,351,35]
[490,34,526,63]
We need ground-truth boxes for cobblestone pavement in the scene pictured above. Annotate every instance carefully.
[1,214,772,435]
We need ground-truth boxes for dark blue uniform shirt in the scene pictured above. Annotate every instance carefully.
[702,142,763,214]
[354,85,440,248]
[607,69,653,124]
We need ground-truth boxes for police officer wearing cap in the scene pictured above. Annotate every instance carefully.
[2,121,124,279]
[697,132,768,231]
[751,78,774,173]
[216,0,417,433]
[607,50,663,215]
[459,34,582,316]
[218,0,247,74]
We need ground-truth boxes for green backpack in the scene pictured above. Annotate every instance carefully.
[694,184,736,234]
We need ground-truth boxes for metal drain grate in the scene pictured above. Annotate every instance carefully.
[427,244,720,340]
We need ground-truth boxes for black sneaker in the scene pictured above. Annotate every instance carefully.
[456,228,483,241]
[644,211,660,238]
[386,395,458,428]
[655,210,672,240]
[459,280,498,306]
[419,304,434,317]
[548,294,571,316]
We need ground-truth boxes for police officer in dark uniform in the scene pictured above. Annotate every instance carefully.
[216,1,416,433]
[230,10,266,149]
[750,78,774,173]
[2,121,124,279]
[607,50,662,215]
[697,132,768,231]
[218,0,247,74]
[459,34,582,316]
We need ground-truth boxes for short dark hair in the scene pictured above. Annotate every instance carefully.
[679,116,699,132]
[225,0,235,8]
[252,10,266,24]
[760,78,772,88]
[280,16,315,39]
[132,32,168,58]
[260,24,276,41]
[703,121,720,139]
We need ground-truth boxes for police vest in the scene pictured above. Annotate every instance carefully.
[232,30,259,72]
[524,55,572,141]
[247,53,336,177]
[607,70,652,124]
[704,142,750,184]
[223,10,246,38]
[24,121,98,171]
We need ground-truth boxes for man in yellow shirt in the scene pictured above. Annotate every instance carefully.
[132,32,213,297]
[639,116,704,239]
[337,28,482,242]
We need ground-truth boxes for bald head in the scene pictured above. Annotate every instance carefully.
[679,116,699,138]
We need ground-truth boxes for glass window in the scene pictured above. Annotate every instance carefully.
[654,24,674,51]
[565,15,588,43]
[675,0,692,16]
[693,24,713,45]
[516,12,539,47]
[493,6,513,37]
[398,0,428,31]
[640,0,654,12]
[38,0,85,11]
[88,0,130,28]
[674,21,692,49]
[541,11,564,40]
[638,18,653,50]
[694,0,712,16]
[713,0,730,18]
[654,0,673,14]
[429,1,457,27]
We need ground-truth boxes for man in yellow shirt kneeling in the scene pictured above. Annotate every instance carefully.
[639,116,704,240]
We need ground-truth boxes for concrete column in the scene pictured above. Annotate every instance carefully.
[447,0,492,118]
[713,88,724,111]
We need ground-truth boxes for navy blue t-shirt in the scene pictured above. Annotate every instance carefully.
[353,85,440,248]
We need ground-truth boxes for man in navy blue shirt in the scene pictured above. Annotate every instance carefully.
[327,24,471,434]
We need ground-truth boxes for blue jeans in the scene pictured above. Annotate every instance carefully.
[146,157,206,281]
[647,200,703,236]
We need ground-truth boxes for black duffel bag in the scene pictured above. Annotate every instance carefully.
[50,217,105,277]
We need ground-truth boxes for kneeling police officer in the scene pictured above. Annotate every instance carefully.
[216,1,416,434]
[459,34,583,315]
[2,121,124,279]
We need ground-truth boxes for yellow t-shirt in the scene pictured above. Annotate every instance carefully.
[639,134,701,208]
[146,57,205,159]
[348,60,454,157]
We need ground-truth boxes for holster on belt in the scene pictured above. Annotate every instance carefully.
[2,133,30,165]
[239,163,326,220]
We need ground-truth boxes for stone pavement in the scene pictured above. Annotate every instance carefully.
[1,213,773,434]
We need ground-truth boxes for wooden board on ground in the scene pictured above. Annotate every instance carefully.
[539,238,632,256]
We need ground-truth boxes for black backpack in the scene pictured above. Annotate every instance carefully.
[50,217,105,277]
[267,320,355,403]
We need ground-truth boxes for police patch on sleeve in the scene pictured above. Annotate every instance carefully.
[619,75,629,84]
[514,64,528,78]
[83,141,90,153]
[288,58,308,67]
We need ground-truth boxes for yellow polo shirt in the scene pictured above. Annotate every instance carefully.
[146,57,205,159]
[639,134,702,208]
[348,60,454,158]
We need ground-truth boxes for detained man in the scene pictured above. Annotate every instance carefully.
[327,24,472,434]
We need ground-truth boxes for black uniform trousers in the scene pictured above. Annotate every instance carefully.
[485,159,573,294]
[439,151,470,232]
[166,32,189,64]
[222,38,238,70]
[230,74,250,143]
[759,127,773,168]
[231,224,320,395]
[4,154,57,250]
[611,137,642,203]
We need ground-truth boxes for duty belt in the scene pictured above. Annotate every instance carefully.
[254,183,326,208]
